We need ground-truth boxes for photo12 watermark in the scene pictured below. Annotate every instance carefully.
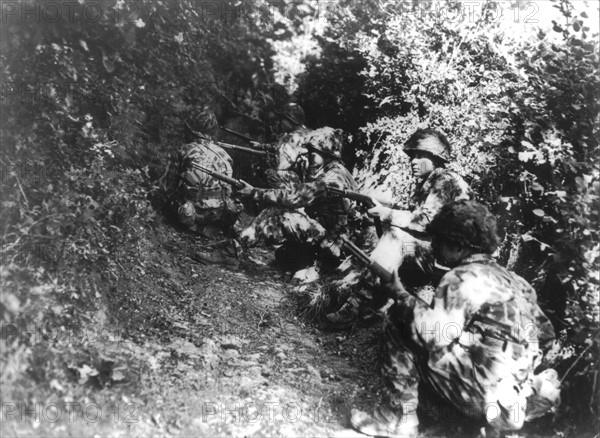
[383,1,540,24]
[199,401,342,424]
[1,1,142,24]
[1,401,139,424]
[0,320,125,346]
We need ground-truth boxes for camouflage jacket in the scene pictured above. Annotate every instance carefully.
[251,160,358,232]
[407,255,555,408]
[170,139,234,210]
[264,126,346,183]
[390,168,471,234]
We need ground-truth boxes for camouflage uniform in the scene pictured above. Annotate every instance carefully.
[262,126,310,189]
[351,201,559,437]
[240,127,357,248]
[240,159,357,246]
[262,126,345,189]
[378,255,556,433]
[168,138,242,232]
[370,168,472,276]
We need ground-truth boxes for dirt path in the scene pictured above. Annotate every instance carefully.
[123,229,386,437]
[3,223,384,437]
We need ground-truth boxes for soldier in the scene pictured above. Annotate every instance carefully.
[326,128,471,325]
[235,129,358,272]
[161,108,243,239]
[350,200,560,437]
[250,102,310,189]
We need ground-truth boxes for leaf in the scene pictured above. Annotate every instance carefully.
[531,182,544,192]
[521,140,535,149]
[111,369,126,381]
[546,65,560,74]
[78,364,99,384]
[580,11,588,18]
[553,25,563,33]
[100,47,115,73]
[532,209,545,217]
[521,233,535,242]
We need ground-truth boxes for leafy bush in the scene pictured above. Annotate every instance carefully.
[0,0,285,409]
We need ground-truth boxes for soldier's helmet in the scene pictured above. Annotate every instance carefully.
[305,127,344,160]
[427,200,500,254]
[403,128,451,163]
[185,108,218,140]
[280,103,305,126]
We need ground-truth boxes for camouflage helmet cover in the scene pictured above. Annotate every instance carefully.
[304,127,344,160]
[185,108,218,138]
[403,128,451,163]
[427,200,500,254]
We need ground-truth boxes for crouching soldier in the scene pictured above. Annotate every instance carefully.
[327,128,471,325]
[350,200,560,437]
[252,103,349,193]
[235,129,358,272]
[247,102,309,190]
[161,108,243,236]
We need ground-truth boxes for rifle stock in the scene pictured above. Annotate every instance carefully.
[190,163,246,190]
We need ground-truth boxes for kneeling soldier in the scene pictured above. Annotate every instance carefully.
[162,108,243,237]
[350,200,559,437]
[236,129,358,272]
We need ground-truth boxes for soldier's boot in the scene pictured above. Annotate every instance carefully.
[325,297,360,326]
[350,401,419,438]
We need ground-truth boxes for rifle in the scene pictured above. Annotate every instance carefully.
[340,235,431,307]
[220,126,255,143]
[188,127,267,156]
[326,186,392,237]
[216,141,269,156]
[190,163,246,190]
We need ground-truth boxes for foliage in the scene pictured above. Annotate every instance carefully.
[0,0,285,410]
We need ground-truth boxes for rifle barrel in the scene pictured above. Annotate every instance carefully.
[326,186,392,208]
[190,163,245,189]
[217,142,268,156]
[220,126,255,143]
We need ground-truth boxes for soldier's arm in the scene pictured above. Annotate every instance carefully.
[413,269,474,350]
[405,173,471,233]
[252,180,328,209]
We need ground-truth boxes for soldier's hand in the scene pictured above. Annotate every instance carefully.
[367,198,392,221]
[382,269,411,303]
[250,141,266,150]
[235,180,255,197]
